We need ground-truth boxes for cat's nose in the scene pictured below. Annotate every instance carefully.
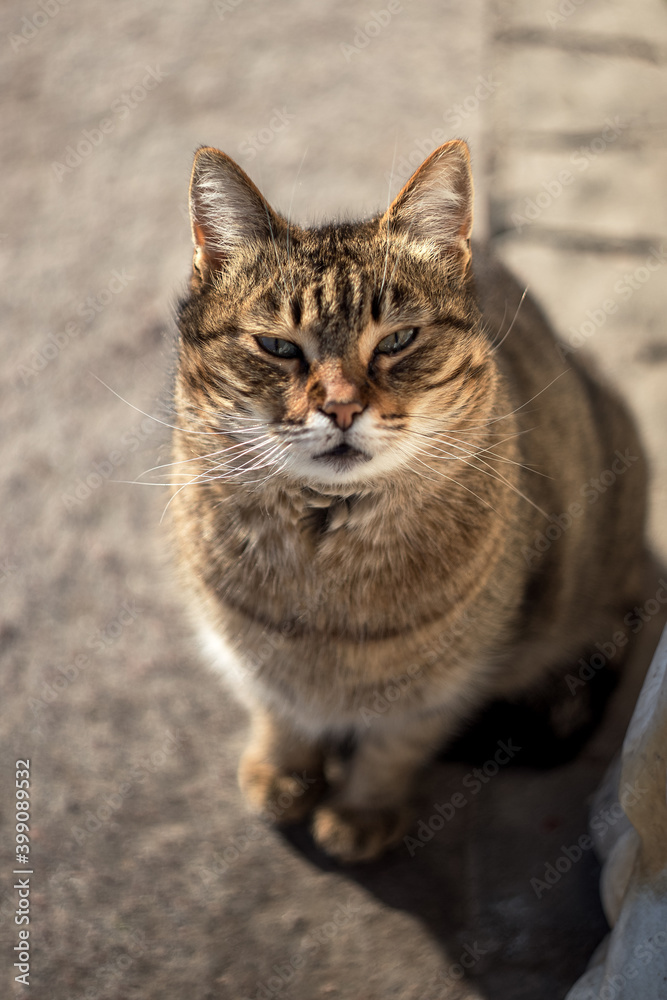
[321,399,364,430]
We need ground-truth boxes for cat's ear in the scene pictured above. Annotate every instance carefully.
[188,146,279,281]
[383,140,474,276]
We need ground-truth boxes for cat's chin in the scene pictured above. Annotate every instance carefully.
[284,448,407,492]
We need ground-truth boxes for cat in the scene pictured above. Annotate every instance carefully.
[169,140,647,863]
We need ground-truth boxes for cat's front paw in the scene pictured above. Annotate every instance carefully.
[312,802,412,863]
[238,755,325,824]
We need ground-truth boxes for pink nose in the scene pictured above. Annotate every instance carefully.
[321,399,364,430]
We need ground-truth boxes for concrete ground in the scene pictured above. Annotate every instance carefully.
[1,1,667,998]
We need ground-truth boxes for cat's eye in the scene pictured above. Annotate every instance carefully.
[375,327,418,355]
[256,336,302,359]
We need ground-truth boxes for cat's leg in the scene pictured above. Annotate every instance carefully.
[238,704,326,824]
[312,710,446,863]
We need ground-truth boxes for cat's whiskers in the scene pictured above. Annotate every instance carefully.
[387,441,478,510]
[489,287,527,353]
[412,437,551,520]
[438,432,548,478]
[199,439,279,478]
[131,434,273,489]
[161,472,212,522]
[407,453,502,515]
[400,469,487,527]
[160,436,288,518]
[244,459,291,494]
[92,373,271,439]
[406,370,568,438]
[491,299,509,351]
[168,396,264,423]
[407,427,548,478]
[137,433,272,483]
[444,370,571,431]
[406,417,535,456]
[208,438,285,476]
[209,446,291,493]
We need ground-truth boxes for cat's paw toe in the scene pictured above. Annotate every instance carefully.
[238,757,325,824]
[312,803,412,863]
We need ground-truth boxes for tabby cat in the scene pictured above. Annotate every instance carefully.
[170,140,647,862]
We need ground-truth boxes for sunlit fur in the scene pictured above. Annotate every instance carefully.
[170,142,647,862]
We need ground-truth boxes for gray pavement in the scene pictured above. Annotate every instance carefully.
[2,1,667,998]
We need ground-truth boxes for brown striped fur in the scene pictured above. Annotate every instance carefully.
[170,141,647,862]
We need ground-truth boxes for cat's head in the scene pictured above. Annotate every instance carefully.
[176,141,496,494]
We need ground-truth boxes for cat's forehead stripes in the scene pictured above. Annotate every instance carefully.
[295,262,369,353]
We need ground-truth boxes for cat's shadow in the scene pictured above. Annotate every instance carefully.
[280,752,608,1000]
[277,611,663,1000]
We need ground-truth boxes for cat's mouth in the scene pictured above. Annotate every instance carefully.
[312,442,369,464]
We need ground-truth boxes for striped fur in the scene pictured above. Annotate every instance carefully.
[170,142,647,862]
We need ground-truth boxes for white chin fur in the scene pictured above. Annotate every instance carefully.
[286,450,406,488]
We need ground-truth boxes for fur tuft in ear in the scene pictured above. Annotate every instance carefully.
[383,140,474,273]
[188,147,280,281]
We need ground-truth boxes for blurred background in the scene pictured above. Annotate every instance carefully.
[2,1,666,998]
